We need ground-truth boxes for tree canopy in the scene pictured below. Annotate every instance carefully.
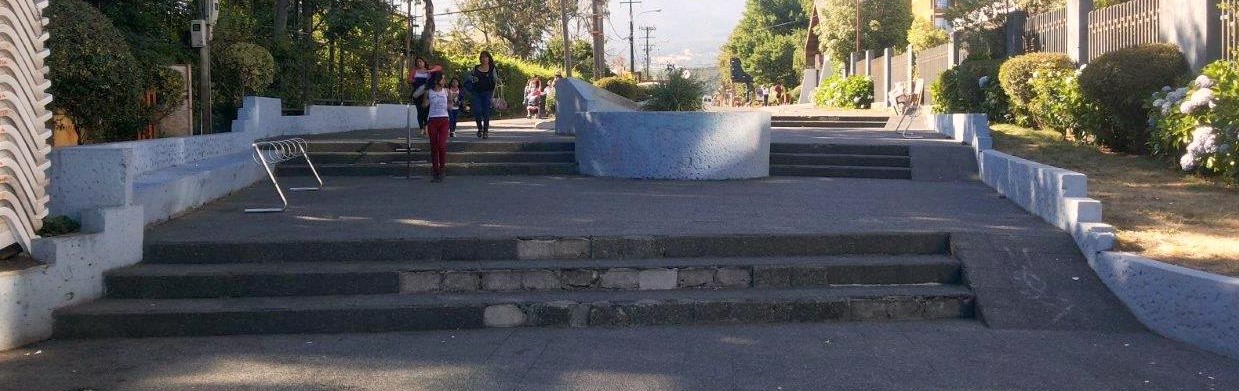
[720,0,812,88]
[814,0,912,66]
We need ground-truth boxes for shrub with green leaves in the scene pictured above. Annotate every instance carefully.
[594,76,643,101]
[1027,68,1104,141]
[46,0,146,143]
[1149,60,1239,179]
[37,216,80,237]
[642,69,706,112]
[998,53,1075,124]
[214,43,276,107]
[1079,44,1191,153]
[813,75,874,109]
[929,60,1008,120]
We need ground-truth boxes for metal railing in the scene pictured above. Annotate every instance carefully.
[246,138,324,213]
[1088,0,1161,61]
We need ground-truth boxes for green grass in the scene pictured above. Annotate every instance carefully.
[991,124,1239,277]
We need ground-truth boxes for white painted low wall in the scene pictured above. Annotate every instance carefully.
[0,206,143,350]
[930,113,1239,360]
[555,78,641,136]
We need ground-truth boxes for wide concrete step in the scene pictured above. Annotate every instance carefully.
[770,115,890,122]
[55,285,975,338]
[143,233,951,264]
[770,153,910,167]
[277,162,579,177]
[770,143,909,156]
[771,121,887,129]
[311,151,576,165]
[304,141,575,154]
[104,255,962,299]
[771,164,912,180]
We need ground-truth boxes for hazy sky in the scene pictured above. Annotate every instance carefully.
[436,0,747,68]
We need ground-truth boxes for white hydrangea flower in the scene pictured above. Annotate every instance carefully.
[1194,75,1216,89]
[1153,99,1166,107]
[1163,86,1174,93]
[1180,153,1198,171]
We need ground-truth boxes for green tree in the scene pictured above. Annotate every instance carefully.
[721,0,811,87]
[535,39,604,80]
[815,0,912,66]
[47,0,146,142]
[459,0,579,59]
[907,18,949,52]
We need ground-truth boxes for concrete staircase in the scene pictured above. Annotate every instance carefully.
[280,139,578,176]
[770,143,912,179]
[54,233,974,338]
[771,115,889,129]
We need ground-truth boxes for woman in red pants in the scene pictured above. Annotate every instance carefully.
[422,72,452,182]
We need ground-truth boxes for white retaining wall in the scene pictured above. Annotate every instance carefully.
[2,97,415,351]
[930,113,1239,360]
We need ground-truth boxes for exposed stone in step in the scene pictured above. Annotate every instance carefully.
[770,153,910,168]
[55,285,975,338]
[769,143,909,156]
[105,255,961,299]
[770,164,912,180]
[143,233,951,264]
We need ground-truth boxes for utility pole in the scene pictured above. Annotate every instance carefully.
[620,0,640,78]
[199,0,214,135]
[855,0,862,54]
[640,26,656,78]
[560,0,572,78]
[592,0,607,79]
[403,0,412,92]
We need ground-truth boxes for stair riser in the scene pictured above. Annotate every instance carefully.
[770,144,909,156]
[54,296,974,338]
[312,152,576,165]
[771,121,886,128]
[770,116,890,122]
[277,164,579,177]
[105,263,962,299]
[770,155,909,167]
[144,233,951,264]
[770,166,912,180]
[306,142,575,154]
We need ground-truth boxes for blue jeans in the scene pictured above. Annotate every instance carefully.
[449,109,459,134]
[470,90,493,131]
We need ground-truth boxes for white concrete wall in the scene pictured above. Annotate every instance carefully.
[930,113,1239,361]
[554,78,640,136]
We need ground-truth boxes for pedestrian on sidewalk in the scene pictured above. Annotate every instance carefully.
[466,50,498,139]
[448,77,463,138]
[423,71,451,182]
[408,57,432,136]
[773,83,785,105]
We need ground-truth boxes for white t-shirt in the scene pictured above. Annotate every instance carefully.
[427,89,449,118]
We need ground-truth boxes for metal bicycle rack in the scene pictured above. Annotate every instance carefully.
[246,138,324,213]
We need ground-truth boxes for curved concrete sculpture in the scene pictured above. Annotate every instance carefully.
[0,0,51,251]
[557,78,770,180]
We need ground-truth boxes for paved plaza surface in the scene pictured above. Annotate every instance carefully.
[2,321,1235,390]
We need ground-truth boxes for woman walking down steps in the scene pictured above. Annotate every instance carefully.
[423,71,452,182]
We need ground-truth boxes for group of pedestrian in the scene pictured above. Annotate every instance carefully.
[755,83,789,106]
[406,51,500,183]
[523,74,562,119]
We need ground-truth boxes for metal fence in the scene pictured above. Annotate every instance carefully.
[1224,0,1239,61]
[890,51,911,94]
[1024,7,1069,53]
[1087,0,1161,61]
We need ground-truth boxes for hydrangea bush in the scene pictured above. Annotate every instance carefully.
[814,75,874,109]
[1027,67,1105,141]
[1149,60,1239,178]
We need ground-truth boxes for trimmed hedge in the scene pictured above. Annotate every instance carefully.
[214,43,276,106]
[813,75,874,109]
[998,53,1075,124]
[929,59,1008,120]
[1079,44,1191,152]
[594,76,643,101]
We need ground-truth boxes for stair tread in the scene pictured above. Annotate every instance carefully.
[109,255,960,277]
[62,285,973,315]
[769,153,910,159]
[311,151,575,156]
[291,162,577,167]
[771,164,911,171]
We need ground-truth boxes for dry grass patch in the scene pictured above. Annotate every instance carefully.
[990,124,1239,277]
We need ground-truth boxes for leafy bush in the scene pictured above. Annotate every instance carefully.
[998,53,1075,124]
[813,75,874,109]
[1149,60,1239,179]
[1027,68,1104,140]
[642,69,706,111]
[1079,44,1191,152]
[37,216,80,237]
[929,60,1008,120]
[46,0,146,143]
[594,76,643,101]
[789,85,803,103]
[908,18,949,52]
[214,43,276,107]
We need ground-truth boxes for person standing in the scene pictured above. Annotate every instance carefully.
[423,72,451,182]
[467,51,498,139]
[772,83,785,106]
[447,77,463,138]
[408,57,432,135]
